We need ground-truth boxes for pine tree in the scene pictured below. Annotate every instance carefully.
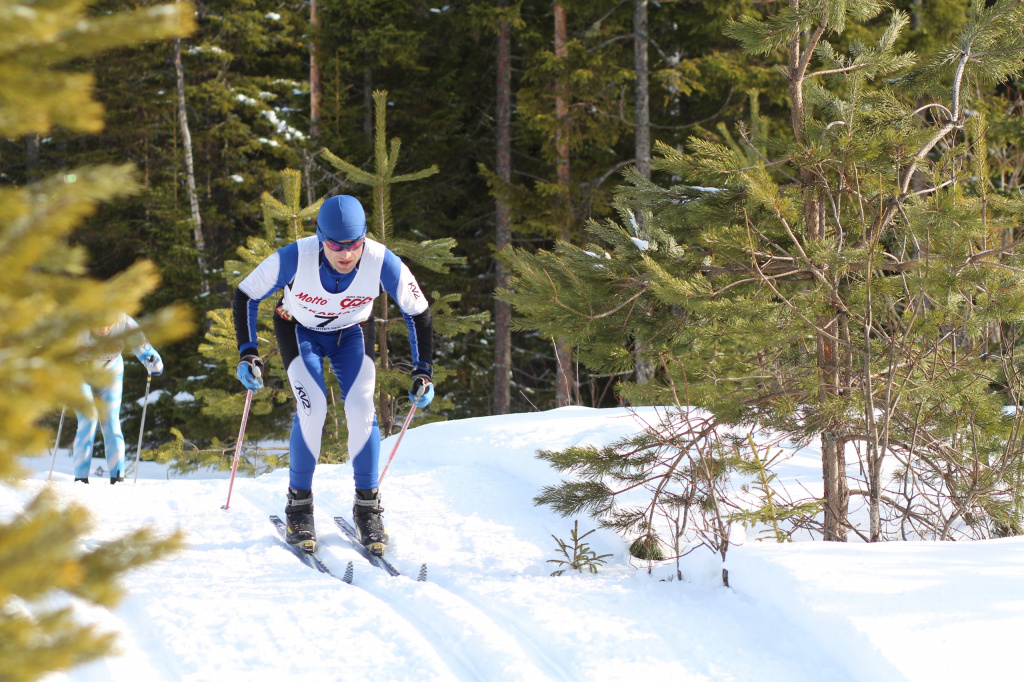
[505,0,1024,549]
[0,1,194,679]
[319,89,487,434]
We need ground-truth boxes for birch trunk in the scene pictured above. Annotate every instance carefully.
[174,37,209,295]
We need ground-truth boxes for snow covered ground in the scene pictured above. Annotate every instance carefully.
[7,406,1024,682]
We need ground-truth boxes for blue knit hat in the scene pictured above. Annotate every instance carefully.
[316,195,367,243]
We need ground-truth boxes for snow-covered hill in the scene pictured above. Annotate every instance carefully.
[8,406,1024,681]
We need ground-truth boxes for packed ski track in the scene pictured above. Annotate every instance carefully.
[246,489,556,680]
[10,406,1024,681]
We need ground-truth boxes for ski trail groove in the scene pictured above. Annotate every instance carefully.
[437,582,577,682]
[239,491,567,680]
[240,491,472,680]
[319,505,568,682]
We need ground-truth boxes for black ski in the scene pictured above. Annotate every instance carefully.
[270,515,353,584]
[333,516,404,578]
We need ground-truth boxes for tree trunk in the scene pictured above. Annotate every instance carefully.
[493,7,513,415]
[310,0,321,144]
[174,37,209,295]
[813,197,846,541]
[868,446,882,541]
[821,429,849,541]
[303,0,323,206]
[372,177,394,435]
[553,1,573,406]
[787,2,847,539]
[632,0,654,386]
[633,0,650,181]
[363,68,373,139]
[26,133,39,182]
[862,272,884,542]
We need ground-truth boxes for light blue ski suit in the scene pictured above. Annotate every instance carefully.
[73,313,162,480]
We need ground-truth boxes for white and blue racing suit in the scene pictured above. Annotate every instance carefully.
[233,236,432,491]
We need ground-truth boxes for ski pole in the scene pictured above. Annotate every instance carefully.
[378,404,417,486]
[132,374,153,484]
[47,405,67,481]
[222,388,255,510]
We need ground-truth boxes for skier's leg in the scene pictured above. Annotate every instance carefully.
[95,363,126,480]
[327,325,380,489]
[328,325,386,553]
[72,382,99,480]
[275,318,330,490]
[274,315,328,549]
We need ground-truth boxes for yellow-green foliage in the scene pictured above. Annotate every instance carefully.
[1,1,194,680]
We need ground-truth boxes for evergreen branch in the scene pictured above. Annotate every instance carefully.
[913,102,953,119]
[587,285,648,321]
[794,15,831,84]
[392,166,440,184]
[736,126,800,184]
[805,62,872,79]
[745,251,848,349]
[317,148,377,185]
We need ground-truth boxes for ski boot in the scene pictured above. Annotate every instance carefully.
[353,488,389,556]
[285,487,317,553]
[110,476,124,485]
[74,477,89,484]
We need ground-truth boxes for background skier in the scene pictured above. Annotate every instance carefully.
[232,194,434,555]
[73,313,163,484]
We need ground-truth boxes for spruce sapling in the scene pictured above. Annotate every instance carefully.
[548,520,613,576]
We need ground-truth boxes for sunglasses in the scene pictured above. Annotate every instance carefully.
[322,235,365,252]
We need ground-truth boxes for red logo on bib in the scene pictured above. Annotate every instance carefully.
[339,297,373,309]
[294,292,329,306]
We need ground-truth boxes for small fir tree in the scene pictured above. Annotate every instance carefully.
[534,407,738,585]
[547,520,613,576]
[156,169,327,472]
[319,89,487,434]
[730,436,822,543]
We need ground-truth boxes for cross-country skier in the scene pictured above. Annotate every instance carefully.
[73,313,163,484]
[232,194,434,555]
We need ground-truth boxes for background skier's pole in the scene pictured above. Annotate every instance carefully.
[222,388,254,510]
[133,374,153,484]
[378,404,417,486]
[46,406,67,481]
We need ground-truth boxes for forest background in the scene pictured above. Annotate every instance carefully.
[5,0,1023,468]
[9,1,1024,678]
